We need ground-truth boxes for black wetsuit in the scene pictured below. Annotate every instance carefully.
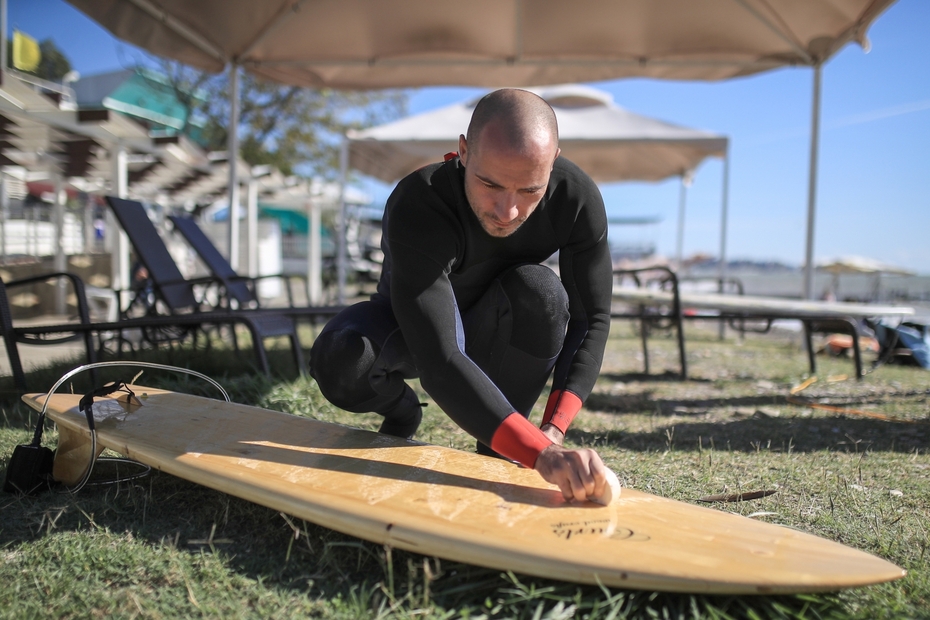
[310,155,612,466]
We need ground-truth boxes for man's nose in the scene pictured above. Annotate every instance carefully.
[495,195,520,222]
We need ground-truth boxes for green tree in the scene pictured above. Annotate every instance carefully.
[154,59,407,179]
[6,38,72,81]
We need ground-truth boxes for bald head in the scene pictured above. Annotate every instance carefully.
[465,89,559,158]
[457,89,561,238]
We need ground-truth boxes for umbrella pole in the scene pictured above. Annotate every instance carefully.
[803,64,823,300]
[227,63,240,270]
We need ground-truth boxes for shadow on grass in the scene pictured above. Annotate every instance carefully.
[587,390,789,415]
[571,415,930,453]
[0,469,388,594]
[599,371,705,383]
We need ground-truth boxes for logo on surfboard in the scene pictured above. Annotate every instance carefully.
[550,519,649,541]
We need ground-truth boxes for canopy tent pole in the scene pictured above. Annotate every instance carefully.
[0,0,5,257]
[803,64,823,300]
[109,142,130,308]
[717,150,731,339]
[307,199,322,304]
[0,173,7,259]
[53,175,66,315]
[675,175,686,270]
[246,177,258,277]
[337,138,348,304]
[227,63,241,270]
[0,0,6,84]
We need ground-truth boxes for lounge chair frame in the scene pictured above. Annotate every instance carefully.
[106,197,309,376]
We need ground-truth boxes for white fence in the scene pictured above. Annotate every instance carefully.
[0,214,87,257]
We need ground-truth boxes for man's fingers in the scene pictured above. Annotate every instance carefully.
[564,450,599,501]
[561,463,589,501]
[536,445,612,503]
[588,457,608,499]
[588,467,621,505]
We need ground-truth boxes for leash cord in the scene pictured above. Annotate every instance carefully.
[33,361,229,493]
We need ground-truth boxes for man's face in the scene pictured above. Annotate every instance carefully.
[458,127,559,238]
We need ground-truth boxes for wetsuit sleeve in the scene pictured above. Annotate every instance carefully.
[387,184,552,467]
[546,174,613,432]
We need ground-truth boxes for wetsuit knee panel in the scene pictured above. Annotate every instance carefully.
[309,328,379,409]
[499,264,569,358]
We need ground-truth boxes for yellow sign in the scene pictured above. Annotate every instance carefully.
[13,30,41,72]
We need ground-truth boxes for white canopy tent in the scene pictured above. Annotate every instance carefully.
[816,256,916,302]
[344,84,729,295]
[348,84,727,184]
[65,0,897,299]
[817,256,915,277]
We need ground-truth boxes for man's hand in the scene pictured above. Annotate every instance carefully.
[534,444,608,502]
[540,423,565,446]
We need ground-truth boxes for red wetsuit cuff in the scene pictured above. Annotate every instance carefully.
[490,413,552,469]
[541,389,582,435]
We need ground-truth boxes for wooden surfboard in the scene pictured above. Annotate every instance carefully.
[24,386,905,594]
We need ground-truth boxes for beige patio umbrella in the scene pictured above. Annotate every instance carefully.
[65,0,897,299]
[64,0,892,87]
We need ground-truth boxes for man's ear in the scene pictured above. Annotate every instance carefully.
[458,134,468,165]
[552,147,561,169]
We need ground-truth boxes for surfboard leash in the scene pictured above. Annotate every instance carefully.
[3,361,229,496]
[71,380,151,493]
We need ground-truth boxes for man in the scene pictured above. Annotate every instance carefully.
[310,89,613,502]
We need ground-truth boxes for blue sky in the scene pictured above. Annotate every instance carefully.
[9,0,930,273]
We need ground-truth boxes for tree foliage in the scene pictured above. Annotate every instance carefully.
[154,59,407,178]
[6,38,73,82]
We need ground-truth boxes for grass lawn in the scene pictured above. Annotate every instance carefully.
[1,320,928,619]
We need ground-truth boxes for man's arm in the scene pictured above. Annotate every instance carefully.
[543,166,613,439]
[389,228,611,487]
[540,423,565,446]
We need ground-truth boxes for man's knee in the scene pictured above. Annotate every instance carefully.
[309,328,378,411]
[500,264,569,358]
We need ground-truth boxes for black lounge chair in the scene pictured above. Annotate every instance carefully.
[167,214,310,311]
[166,213,344,336]
[105,196,308,376]
[0,272,97,392]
